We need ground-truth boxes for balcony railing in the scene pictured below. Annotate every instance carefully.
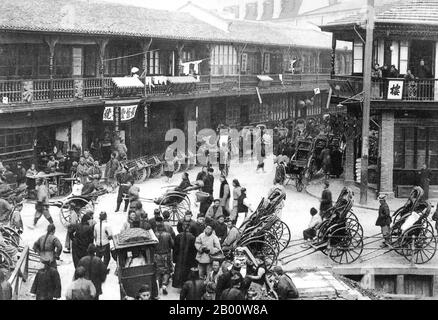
[0,73,330,106]
[333,75,438,101]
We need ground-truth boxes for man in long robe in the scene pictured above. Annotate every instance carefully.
[172,226,197,288]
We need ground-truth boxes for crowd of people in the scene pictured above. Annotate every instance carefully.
[10,160,300,301]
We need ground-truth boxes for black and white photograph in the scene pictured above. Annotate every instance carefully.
[0,0,437,306]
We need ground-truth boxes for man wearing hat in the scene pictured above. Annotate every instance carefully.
[199,168,214,215]
[376,194,391,247]
[272,266,299,300]
[176,210,196,234]
[213,215,227,244]
[320,180,332,219]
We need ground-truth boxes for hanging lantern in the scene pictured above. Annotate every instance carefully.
[298,100,305,109]
[305,99,313,107]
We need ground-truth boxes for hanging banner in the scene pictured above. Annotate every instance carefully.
[103,105,138,122]
[387,80,404,100]
[103,107,114,122]
[120,105,138,122]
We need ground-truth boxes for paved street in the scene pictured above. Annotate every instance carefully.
[16,156,437,300]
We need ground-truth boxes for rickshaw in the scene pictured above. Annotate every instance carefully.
[112,228,159,299]
[285,137,313,192]
[281,188,364,265]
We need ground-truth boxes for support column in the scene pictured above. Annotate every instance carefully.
[396,275,405,295]
[434,42,438,100]
[44,37,58,101]
[331,35,337,76]
[141,38,153,77]
[96,39,109,97]
[176,42,185,76]
[344,135,355,184]
[380,111,395,198]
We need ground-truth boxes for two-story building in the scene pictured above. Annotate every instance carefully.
[0,0,349,168]
[321,0,438,197]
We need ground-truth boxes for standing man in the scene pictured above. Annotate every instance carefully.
[115,166,134,213]
[195,225,221,279]
[155,216,174,295]
[94,212,113,269]
[206,199,224,221]
[320,181,332,219]
[64,203,79,254]
[419,164,432,200]
[200,168,214,215]
[173,225,197,289]
[76,157,89,184]
[33,224,62,269]
[219,175,231,215]
[105,152,119,188]
[376,195,391,248]
[30,258,61,300]
[222,218,240,252]
[32,178,54,228]
[77,244,108,300]
[180,268,206,300]
[69,214,95,268]
[65,266,96,300]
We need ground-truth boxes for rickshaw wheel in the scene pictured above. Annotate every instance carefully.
[245,240,278,270]
[0,249,13,271]
[1,226,21,248]
[270,220,291,252]
[59,198,91,227]
[159,194,191,227]
[133,168,147,184]
[328,225,364,264]
[142,167,151,182]
[400,223,437,264]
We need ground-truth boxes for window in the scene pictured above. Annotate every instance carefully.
[0,128,33,156]
[147,51,160,75]
[84,46,97,77]
[353,40,364,74]
[394,126,438,170]
[54,45,72,78]
[263,53,271,73]
[399,41,409,75]
[211,45,238,75]
[241,53,248,74]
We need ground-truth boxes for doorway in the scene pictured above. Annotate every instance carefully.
[410,40,435,77]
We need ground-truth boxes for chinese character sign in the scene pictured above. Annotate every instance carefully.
[387,80,404,100]
[120,105,137,121]
[102,107,114,122]
[102,105,137,122]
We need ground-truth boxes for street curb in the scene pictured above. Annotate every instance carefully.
[304,185,379,212]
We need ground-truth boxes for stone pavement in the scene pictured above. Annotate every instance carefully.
[305,178,438,212]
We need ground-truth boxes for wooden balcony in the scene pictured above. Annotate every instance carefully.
[331,75,438,102]
[0,73,330,111]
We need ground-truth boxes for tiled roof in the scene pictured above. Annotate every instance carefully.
[0,0,339,49]
[322,0,438,28]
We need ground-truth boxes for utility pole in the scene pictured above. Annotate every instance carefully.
[360,0,375,204]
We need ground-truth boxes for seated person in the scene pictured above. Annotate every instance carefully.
[302,207,322,247]
[272,266,299,300]
[71,179,84,196]
[175,172,192,192]
[81,179,97,197]
[125,248,147,268]
[401,203,429,233]
[46,156,59,173]
[244,258,266,294]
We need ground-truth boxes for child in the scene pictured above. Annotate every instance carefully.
[302,207,322,248]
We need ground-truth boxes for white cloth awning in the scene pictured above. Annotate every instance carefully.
[257,75,274,81]
[167,76,198,84]
[112,77,144,88]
